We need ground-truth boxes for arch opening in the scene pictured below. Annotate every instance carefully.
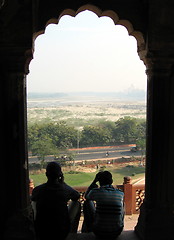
[28,9,147,233]
[32,4,146,65]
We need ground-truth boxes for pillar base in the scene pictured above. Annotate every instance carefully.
[135,201,174,240]
[3,206,36,240]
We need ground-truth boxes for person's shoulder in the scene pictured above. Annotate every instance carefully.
[34,183,47,190]
[62,182,80,200]
[86,187,99,199]
[91,187,99,190]
[33,183,49,194]
[89,187,100,193]
[62,182,79,194]
[115,188,124,195]
[31,183,47,200]
[62,182,74,190]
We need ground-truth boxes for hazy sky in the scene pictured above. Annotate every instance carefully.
[27,10,147,93]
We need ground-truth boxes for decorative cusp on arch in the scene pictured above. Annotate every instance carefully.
[33,4,146,63]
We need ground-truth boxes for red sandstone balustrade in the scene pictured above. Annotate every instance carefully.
[29,179,34,195]
[29,176,145,215]
[123,177,145,215]
[74,177,145,215]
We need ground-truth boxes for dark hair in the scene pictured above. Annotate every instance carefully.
[46,162,62,180]
[98,171,113,186]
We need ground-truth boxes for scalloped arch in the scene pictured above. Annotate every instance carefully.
[32,4,146,68]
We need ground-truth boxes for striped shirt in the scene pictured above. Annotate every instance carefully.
[86,184,124,234]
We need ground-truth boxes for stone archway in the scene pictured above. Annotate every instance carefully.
[28,3,147,236]
[0,1,147,236]
[2,1,174,240]
[30,4,147,72]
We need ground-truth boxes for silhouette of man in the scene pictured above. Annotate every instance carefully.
[82,171,124,239]
[31,162,81,240]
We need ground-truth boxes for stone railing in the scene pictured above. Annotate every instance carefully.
[29,176,145,215]
[74,176,145,215]
[121,176,145,215]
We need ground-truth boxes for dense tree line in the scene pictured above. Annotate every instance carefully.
[28,117,146,159]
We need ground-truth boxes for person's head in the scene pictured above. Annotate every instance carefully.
[46,162,63,182]
[98,171,113,186]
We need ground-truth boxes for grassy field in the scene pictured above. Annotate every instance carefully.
[30,164,145,187]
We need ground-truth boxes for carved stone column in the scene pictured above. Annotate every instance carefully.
[0,48,34,239]
[135,55,174,240]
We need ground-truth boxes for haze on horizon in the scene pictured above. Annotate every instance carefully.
[27,10,147,94]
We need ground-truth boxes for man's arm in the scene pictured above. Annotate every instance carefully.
[84,172,102,198]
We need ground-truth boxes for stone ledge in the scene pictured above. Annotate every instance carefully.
[66,231,139,240]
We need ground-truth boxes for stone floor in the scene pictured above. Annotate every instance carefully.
[66,215,140,240]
